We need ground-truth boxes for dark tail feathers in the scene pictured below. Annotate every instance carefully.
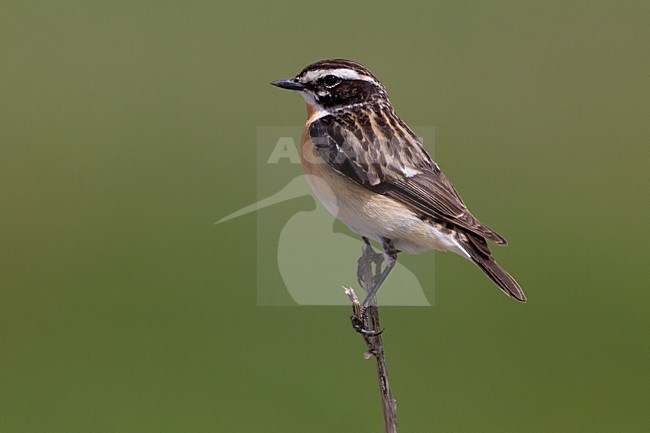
[463,233,527,302]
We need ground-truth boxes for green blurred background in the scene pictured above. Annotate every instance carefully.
[1,1,648,432]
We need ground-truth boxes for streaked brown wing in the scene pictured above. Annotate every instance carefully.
[309,109,507,245]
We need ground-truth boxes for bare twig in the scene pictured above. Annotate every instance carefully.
[344,242,398,433]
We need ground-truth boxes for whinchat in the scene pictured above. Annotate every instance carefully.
[271,59,526,305]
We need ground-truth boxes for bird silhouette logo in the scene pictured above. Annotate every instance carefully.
[216,128,432,306]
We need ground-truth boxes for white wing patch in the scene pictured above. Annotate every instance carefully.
[401,166,420,178]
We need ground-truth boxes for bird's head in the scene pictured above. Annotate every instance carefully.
[271,59,388,117]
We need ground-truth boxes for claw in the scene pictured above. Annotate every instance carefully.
[350,309,384,337]
[361,327,384,337]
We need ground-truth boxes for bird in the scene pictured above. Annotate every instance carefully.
[271,59,526,306]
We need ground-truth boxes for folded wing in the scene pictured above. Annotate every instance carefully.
[310,109,507,245]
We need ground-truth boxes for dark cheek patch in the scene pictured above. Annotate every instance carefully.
[319,80,374,108]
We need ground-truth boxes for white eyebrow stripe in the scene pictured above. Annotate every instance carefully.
[302,68,379,85]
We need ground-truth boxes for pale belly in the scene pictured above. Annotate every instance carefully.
[300,133,469,258]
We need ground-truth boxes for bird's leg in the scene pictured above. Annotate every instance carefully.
[361,238,399,308]
[351,237,399,336]
[351,237,386,336]
[357,237,384,290]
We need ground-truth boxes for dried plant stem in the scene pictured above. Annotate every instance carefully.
[344,243,398,433]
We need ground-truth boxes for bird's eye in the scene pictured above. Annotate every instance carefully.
[322,75,341,87]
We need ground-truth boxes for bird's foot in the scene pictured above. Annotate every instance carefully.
[350,307,384,337]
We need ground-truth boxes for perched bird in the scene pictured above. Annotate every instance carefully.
[271,59,526,305]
